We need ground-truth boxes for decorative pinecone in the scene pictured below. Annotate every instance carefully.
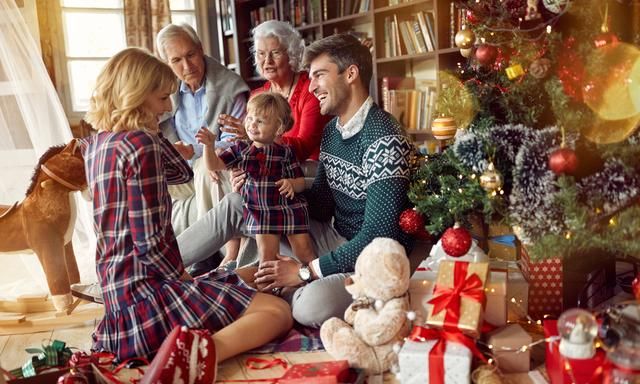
[529,58,552,79]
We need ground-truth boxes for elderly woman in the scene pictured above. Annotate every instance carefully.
[218,20,330,161]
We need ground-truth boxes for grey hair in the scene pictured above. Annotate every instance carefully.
[251,20,304,74]
[156,23,202,61]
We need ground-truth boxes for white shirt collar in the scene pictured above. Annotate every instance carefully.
[335,96,373,140]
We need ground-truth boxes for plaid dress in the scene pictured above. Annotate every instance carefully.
[219,141,309,234]
[82,130,256,361]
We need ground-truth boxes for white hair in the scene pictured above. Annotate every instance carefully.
[156,23,202,61]
[251,20,304,73]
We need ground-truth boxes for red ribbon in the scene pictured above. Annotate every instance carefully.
[408,326,486,384]
[428,262,485,331]
[245,357,288,371]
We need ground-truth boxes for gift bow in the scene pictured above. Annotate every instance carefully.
[10,340,72,378]
[408,326,486,384]
[428,262,485,320]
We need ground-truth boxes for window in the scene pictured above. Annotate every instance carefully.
[58,0,197,116]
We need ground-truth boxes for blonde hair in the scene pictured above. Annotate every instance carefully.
[247,92,294,135]
[85,48,177,132]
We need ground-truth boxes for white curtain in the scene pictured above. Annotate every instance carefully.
[0,0,96,299]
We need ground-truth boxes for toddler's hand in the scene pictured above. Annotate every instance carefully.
[195,127,215,146]
[275,179,295,199]
[174,141,194,160]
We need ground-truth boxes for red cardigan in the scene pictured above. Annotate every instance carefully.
[252,71,331,161]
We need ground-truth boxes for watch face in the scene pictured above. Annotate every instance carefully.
[299,266,311,281]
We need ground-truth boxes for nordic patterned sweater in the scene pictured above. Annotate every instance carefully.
[307,103,413,276]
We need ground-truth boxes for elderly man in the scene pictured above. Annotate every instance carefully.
[176,33,413,328]
[156,23,249,234]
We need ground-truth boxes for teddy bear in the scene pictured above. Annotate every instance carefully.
[320,237,412,374]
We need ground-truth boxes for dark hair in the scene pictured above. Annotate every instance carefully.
[303,33,372,88]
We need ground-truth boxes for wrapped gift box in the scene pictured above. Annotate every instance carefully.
[506,266,529,322]
[544,320,606,384]
[426,261,488,338]
[7,364,116,384]
[487,224,520,261]
[520,246,563,319]
[487,324,531,373]
[468,218,519,261]
[398,339,472,384]
[521,246,615,319]
[484,267,507,327]
[410,260,504,328]
[409,260,438,324]
[279,360,350,384]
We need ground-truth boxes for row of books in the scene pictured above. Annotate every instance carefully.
[381,77,438,131]
[329,0,371,19]
[383,10,437,57]
[284,0,321,27]
[249,5,277,29]
[219,0,234,33]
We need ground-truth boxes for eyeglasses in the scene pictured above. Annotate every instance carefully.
[256,49,285,61]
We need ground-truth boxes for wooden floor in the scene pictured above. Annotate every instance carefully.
[0,318,400,382]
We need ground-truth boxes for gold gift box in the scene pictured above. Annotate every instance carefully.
[426,260,489,338]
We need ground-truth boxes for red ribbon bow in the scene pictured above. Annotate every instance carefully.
[408,326,486,384]
[428,262,485,330]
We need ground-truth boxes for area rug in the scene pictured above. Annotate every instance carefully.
[250,324,324,353]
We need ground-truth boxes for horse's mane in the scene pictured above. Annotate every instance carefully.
[25,144,66,196]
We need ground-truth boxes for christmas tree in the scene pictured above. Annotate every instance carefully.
[409,0,640,260]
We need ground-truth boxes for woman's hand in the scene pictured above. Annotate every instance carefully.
[218,114,247,141]
[195,127,215,146]
[174,141,194,160]
[230,168,247,193]
[254,256,303,292]
[275,178,295,199]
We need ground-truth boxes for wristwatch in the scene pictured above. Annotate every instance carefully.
[298,265,312,283]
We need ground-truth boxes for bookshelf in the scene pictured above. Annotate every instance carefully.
[215,0,464,142]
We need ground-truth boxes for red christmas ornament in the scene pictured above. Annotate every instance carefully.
[548,147,579,175]
[632,274,640,300]
[57,370,89,384]
[475,44,498,67]
[399,208,425,235]
[441,226,472,257]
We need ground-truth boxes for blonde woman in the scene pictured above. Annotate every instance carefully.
[82,48,292,364]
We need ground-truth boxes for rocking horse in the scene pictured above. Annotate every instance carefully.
[0,139,87,312]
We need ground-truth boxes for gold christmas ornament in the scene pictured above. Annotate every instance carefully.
[455,29,476,49]
[505,63,525,80]
[460,48,474,58]
[431,116,457,140]
[583,42,640,122]
[479,162,503,192]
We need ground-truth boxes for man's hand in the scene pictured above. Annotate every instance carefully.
[174,141,194,160]
[254,256,303,292]
[218,114,247,141]
[275,178,295,199]
[230,168,247,193]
